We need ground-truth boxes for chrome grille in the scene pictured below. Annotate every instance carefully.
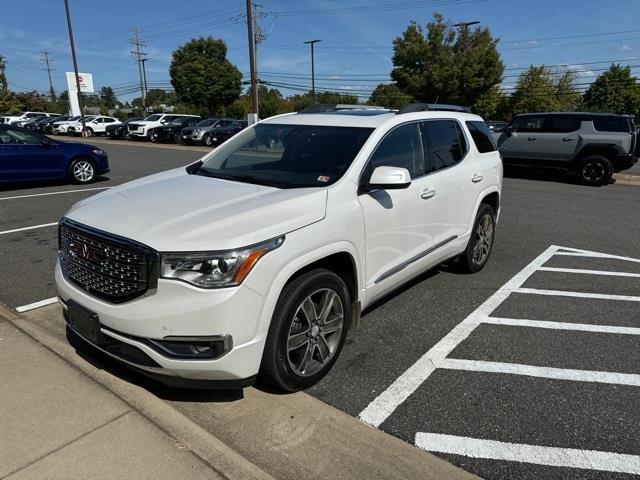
[128,123,141,131]
[59,220,157,303]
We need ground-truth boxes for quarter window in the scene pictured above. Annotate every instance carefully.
[511,116,544,132]
[420,120,466,172]
[593,117,632,133]
[467,121,497,153]
[368,123,425,179]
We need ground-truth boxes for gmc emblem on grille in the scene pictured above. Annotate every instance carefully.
[69,242,97,261]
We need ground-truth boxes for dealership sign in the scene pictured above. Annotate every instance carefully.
[66,72,95,116]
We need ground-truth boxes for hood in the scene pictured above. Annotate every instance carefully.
[66,168,327,252]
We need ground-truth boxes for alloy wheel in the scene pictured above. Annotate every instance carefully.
[582,161,605,183]
[472,214,494,266]
[73,161,94,183]
[287,288,344,377]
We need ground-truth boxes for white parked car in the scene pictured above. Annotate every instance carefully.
[52,116,82,134]
[56,104,503,391]
[127,113,199,140]
[67,116,120,136]
[2,112,57,126]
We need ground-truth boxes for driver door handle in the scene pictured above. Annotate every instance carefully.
[472,174,483,183]
[421,189,436,200]
[528,137,538,141]
[562,137,574,142]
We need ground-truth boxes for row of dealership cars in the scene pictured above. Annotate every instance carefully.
[0,111,247,148]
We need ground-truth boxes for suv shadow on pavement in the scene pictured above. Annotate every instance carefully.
[503,166,615,186]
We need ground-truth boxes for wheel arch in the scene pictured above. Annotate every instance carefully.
[572,144,620,164]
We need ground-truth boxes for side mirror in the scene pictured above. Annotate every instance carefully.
[42,138,52,148]
[364,166,411,191]
[506,125,514,136]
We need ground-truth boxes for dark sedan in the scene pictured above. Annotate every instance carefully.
[150,116,201,143]
[105,117,144,140]
[0,125,109,185]
[207,120,248,146]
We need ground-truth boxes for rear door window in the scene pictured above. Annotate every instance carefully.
[420,120,467,172]
[466,121,497,153]
[543,116,581,133]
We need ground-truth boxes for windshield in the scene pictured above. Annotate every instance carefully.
[144,114,163,122]
[195,118,217,127]
[169,117,194,125]
[195,123,373,188]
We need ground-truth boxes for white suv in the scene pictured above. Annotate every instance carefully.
[67,116,119,136]
[127,113,199,140]
[55,104,503,391]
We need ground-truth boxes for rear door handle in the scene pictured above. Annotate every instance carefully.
[472,174,483,183]
[421,189,436,200]
[528,137,538,141]
[562,138,574,142]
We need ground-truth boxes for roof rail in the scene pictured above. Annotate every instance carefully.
[299,103,386,114]
[397,103,471,114]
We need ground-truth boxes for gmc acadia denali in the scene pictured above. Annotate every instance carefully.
[56,104,503,392]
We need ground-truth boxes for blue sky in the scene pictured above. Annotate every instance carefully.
[2,0,640,102]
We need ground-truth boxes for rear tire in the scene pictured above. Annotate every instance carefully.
[260,268,351,392]
[69,158,96,184]
[578,155,613,186]
[456,204,496,274]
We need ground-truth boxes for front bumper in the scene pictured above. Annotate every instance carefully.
[55,260,268,383]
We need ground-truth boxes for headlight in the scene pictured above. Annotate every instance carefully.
[91,149,105,156]
[160,236,284,288]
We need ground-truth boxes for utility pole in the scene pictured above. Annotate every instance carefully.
[252,2,265,119]
[63,0,87,136]
[141,58,148,102]
[245,0,258,124]
[41,51,56,100]
[304,40,321,102]
[131,28,147,113]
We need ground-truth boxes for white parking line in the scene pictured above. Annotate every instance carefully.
[437,358,640,387]
[554,251,640,263]
[0,186,111,201]
[16,297,58,313]
[484,317,640,336]
[537,266,640,277]
[415,433,640,475]
[358,244,559,428]
[0,222,58,236]
[515,288,640,302]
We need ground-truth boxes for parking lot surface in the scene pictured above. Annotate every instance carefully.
[1,141,639,479]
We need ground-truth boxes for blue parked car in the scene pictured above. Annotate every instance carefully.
[0,124,109,185]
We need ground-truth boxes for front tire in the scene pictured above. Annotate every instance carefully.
[456,204,496,273]
[203,134,214,147]
[578,155,613,186]
[69,158,96,184]
[260,268,351,392]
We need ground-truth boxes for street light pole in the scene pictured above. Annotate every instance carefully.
[63,0,87,137]
[304,39,321,102]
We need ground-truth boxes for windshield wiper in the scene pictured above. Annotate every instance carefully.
[194,169,288,188]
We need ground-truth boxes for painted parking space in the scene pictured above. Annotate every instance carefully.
[359,245,640,478]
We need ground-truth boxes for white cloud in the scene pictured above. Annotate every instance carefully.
[621,44,633,51]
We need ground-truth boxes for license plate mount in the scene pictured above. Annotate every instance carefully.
[67,300,103,345]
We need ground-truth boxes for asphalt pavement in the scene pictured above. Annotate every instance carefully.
[1,139,639,479]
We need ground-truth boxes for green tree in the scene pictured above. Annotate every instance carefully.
[14,91,49,112]
[582,64,640,115]
[368,83,413,109]
[391,13,504,111]
[0,55,20,114]
[555,71,581,111]
[99,86,117,109]
[170,37,242,115]
[509,66,560,114]
[289,91,359,111]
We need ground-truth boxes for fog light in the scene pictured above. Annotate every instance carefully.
[146,335,232,360]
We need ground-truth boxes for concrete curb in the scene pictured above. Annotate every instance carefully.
[613,173,640,187]
[0,303,274,480]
